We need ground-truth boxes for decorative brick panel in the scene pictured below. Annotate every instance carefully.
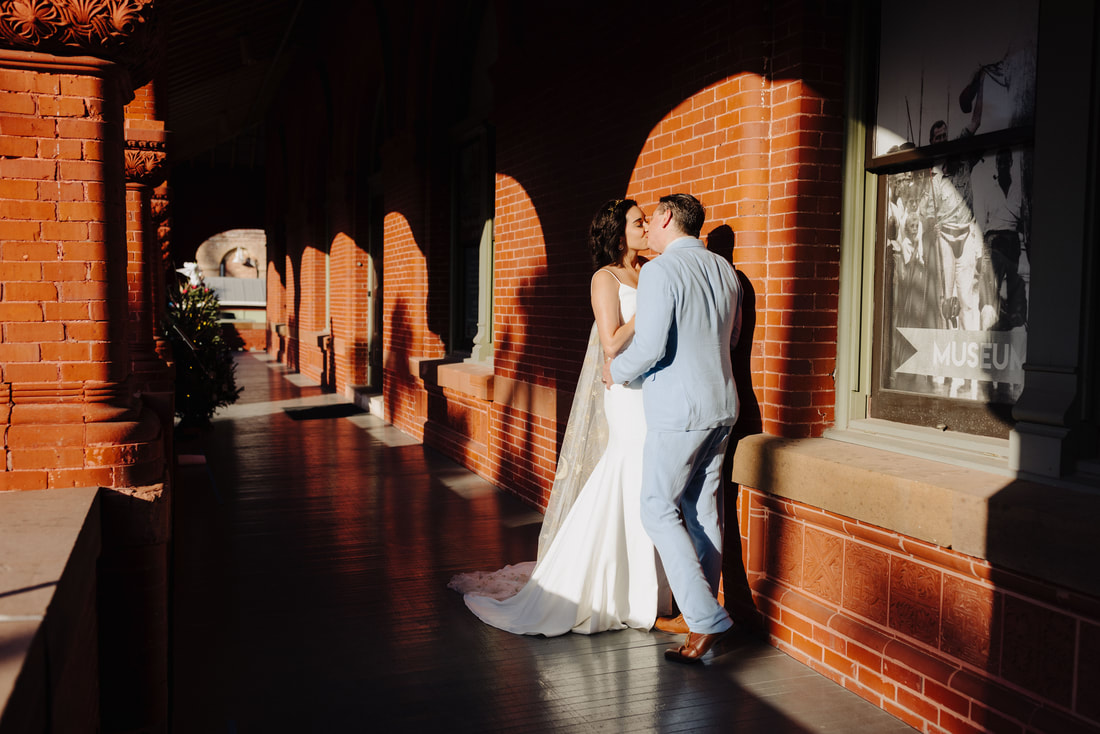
[889,557,942,647]
[1000,595,1076,708]
[738,486,1100,734]
[844,541,891,626]
[767,512,803,587]
[803,525,843,604]
[941,575,999,672]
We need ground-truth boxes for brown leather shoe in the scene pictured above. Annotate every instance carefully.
[664,629,728,664]
[653,613,689,634]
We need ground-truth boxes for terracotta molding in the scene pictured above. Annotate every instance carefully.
[149,194,168,223]
[124,138,166,185]
[0,45,136,108]
[83,380,138,423]
[9,382,84,403]
[0,382,9,425]
[0,44,116,71]
[0,0,159,83]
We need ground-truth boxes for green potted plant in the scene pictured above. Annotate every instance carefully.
[165,265,242,429]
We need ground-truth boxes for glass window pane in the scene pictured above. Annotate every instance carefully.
[879,146,1031,408]
[875,0,1037,155]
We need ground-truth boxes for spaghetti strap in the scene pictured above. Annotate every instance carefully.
[597,267,624,286]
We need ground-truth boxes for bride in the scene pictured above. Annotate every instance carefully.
[449,198,670,635]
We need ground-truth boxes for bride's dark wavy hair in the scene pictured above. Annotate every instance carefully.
[588,198,637,269]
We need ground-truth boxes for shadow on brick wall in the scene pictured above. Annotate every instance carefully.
[707,223,762,628]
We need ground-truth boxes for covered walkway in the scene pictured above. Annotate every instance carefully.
[169,353,914,733]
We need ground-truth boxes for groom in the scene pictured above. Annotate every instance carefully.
[602,193,742,663]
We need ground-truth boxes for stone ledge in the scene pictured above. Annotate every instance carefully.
[0,486,101,732]
[731,434,1100,599]
[436,362,493,401]
[492,376,556,422]
[301,330,331,350]
[414,358,494,401]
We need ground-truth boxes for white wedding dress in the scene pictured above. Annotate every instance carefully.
[450,282,662,635]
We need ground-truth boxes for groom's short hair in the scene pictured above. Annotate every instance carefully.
[657,193,705,237]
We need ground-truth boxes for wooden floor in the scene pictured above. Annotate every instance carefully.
[169,353,915,733]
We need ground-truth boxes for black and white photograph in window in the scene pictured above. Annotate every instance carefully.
[873,0,1037,412]
[875,0,1036,155]
[882,146,1030,404]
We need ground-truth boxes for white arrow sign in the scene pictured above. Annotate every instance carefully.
[895,327,1027,383]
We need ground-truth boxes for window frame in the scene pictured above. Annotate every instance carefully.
[832,0,1100,481]
[449,123,495,363]
[865,140,1033,440]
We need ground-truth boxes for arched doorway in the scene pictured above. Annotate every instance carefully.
[195,229,268,351]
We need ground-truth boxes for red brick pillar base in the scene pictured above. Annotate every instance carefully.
[97,485,170,734]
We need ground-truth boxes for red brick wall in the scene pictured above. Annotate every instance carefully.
[330,231,371,389]
[253,1,846,502]
[425,384,491,475]
[381,203,439,438]
[480,1,845,507]
[124,185,148,337]
[257,2,844,485]
[762,3,844,437]
[330,232,352,387]
[491,173,562,507]
[293,238,327,385]
[251,9,1100,733]
[220,322,266,352]
[734,486,1100,734]
[125,82,157,122]
[266,258,284,358]
[282,253,299,370]
[623,7,844,440]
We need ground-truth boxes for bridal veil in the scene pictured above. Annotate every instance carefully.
[536,322,608,560]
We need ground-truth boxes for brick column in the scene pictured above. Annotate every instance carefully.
[0,50,157,491]
[0,2,168,730]
[151,180,173,363]
[124,112,174,463]
[0,51,170,734]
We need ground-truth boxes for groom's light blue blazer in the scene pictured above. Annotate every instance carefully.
[609,236,742,432]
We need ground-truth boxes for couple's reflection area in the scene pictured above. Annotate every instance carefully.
[470,616,830,733]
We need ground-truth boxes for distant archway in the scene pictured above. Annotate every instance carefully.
[196,229,269,351]
[195,229,268,279]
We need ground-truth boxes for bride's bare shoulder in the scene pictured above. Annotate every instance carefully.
[592,266,623,285]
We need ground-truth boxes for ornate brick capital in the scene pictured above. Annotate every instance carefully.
[0,0,161,84]
[125,138,166,185]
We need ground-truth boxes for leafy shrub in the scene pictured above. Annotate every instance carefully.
[165,283,242,427]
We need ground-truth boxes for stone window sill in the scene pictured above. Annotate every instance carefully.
[412,357,493,401]
[731,433,1100,599]
[827,419,1012,476]
[300,329,331,350]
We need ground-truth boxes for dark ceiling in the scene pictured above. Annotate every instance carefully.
[159,0,305,164]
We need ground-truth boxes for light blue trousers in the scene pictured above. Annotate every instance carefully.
[640,425,734,635]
